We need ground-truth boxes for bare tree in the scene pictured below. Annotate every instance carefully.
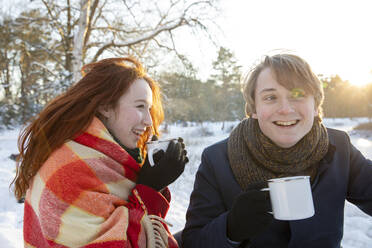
[0,0,220,126]
[72,0,91,81]
[0,17,16,100]
[36,0,219,82]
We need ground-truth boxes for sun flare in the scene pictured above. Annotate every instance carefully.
[346,73,372,87]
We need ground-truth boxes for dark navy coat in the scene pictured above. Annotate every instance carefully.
[182,128,372,248]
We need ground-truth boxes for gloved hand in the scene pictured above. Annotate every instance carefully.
[227,182,273,242]
[137,136,189,191]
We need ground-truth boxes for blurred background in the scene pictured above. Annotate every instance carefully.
[0,1,371,247]
[0,0,372,129]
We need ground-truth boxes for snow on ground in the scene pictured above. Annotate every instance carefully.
[0,128,24,248]
[0,118,371,247]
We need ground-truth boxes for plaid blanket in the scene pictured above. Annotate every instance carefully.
[23,117,178,248]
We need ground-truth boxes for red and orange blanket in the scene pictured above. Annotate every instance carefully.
[23,117,177,248]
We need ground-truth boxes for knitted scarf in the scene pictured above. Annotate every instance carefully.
[228,117,329,191]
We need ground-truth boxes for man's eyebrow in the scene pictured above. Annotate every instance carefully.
[258,88,276,94]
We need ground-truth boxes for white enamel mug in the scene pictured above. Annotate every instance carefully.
[146,139,177,166]
[262,176,315,220]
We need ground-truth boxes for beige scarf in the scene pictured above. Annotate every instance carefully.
[228,117,329,191]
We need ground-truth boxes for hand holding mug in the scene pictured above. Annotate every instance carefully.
[137,137,189,191]
[227,182,273,242]
[146,138,177,166]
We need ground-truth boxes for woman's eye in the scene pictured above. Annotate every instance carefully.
[136,104,145,108]
[264,95,276,101]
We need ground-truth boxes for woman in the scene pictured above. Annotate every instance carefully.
[181,54,372,248]
[12,57,188,247]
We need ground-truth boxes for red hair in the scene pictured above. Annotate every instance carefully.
[12,57,164,200]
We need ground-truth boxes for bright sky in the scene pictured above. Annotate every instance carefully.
[216,0,372,86]
[181,0,372,86]
[2,0,371,86]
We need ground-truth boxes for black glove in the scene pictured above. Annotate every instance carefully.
[227,182,273,242]
[137,137,189,191]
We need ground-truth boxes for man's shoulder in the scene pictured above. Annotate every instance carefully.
[326,127,349,142]
[326,127,347,136]
[204,137,228,154]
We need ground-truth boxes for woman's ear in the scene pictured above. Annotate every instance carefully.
[98,105,111,118]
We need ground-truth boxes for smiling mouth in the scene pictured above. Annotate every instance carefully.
[132,129,144,136]
[273,120,299,127]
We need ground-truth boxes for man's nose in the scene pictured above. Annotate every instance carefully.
[277,99,295,114]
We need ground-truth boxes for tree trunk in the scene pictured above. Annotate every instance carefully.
[72,0,90,83]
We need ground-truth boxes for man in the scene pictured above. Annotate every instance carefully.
[181,53,372,248]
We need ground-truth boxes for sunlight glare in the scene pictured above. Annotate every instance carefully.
[345,73,372,87]
[337,66,372,87]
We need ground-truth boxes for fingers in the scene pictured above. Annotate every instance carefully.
[177,137,186,150]
[244,181,272,211]
[175,141,189,164]
[176,137,188,162]
[261,192,272,212]
[237,190,272,213]
[153,150,165,164]
[182,149,189,164]
[245,181,268,191]
[172,141,183,160]
[163,140,189,166]
[165,140,177,155]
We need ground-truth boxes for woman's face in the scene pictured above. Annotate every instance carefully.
[252,68,318,148]
[100,79,153,149]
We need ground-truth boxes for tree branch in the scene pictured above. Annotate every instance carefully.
[41,0,68,50]
[91,17,186,62]
[83,0,99,50]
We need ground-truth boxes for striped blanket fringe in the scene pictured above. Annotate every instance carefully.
[144,215,172,248]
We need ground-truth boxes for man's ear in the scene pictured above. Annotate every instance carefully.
[314,105,319,117]
[245,104,251,118]
[246,104,258,119]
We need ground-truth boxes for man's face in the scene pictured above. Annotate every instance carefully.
[252,68,318,148]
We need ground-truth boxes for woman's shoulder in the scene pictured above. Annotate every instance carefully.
[36,141,88,180]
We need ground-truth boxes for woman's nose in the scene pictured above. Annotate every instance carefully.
[143,110,153,127]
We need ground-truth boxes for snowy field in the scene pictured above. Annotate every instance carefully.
[1,118,372,247]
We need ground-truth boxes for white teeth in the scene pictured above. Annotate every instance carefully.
[275,120,297,126]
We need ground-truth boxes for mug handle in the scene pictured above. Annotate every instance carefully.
[260,187,273,215]
[147,141,172,167]
[147,148,159,167]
